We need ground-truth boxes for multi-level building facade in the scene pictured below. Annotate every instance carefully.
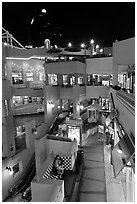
[2,32,135,201]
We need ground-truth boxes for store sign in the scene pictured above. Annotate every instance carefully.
[66,118,82,126]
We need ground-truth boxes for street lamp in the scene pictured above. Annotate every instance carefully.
[100,48,103,53]
[80,43,86,56]
[81,43,85,48]
[90,39,94,57]
[96,44,99,54]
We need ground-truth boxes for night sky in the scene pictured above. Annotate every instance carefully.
[2,2,135,48]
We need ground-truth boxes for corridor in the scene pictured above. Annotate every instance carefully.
[76,132,107,202]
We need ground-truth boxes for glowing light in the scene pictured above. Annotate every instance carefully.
[54,45,57,49]
[96,44,99,49]
[68,42,72,48]
[41,9,47,13]
[100,48,103,53]
[117,149,123,154]
[80,104,84,110]
[31,18,34,25]
[6,166,13,175]
[90,39,94,44]
[81,43,85,48]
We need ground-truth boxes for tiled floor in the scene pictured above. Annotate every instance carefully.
[76,130,126,202]
[76,132,107,202]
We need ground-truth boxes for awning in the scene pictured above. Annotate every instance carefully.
[90,103,102,111]
[112,133,135,177]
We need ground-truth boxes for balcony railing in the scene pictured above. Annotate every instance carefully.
[117,90,135,109]
[13,83,43,89]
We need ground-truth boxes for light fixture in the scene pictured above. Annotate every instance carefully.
[90,39,94,44]
[31,18,34,25]
[31,128,37,134]
[117,149,123,154]
[96,44,99,49]
[81,43,85,48]
[100,48,103,53]
[80,104,84,110]
[6,166,13,175]
[49,102,54,108]
[68,42,72,48]
[41,9,47,13]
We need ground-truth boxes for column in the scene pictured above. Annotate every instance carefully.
[73,85,80,118]
[59,99,63,111]
[112,62,118,86]
[22,69,26,83]
[43,85,53,125]
[132,73,135,94]
[45,73,49,85]
[57,74,63,86]
[74,73,78,85]
[68,74,72,86]
[68,99,71,112]
[83,74,88,86]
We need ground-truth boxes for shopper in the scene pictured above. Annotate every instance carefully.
[52,155,64,178]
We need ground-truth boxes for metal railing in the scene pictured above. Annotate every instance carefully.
[13,83,43,89]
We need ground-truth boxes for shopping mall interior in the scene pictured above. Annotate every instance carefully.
[2,24,135,202]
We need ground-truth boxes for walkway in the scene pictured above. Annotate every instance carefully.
[76,132,107,202]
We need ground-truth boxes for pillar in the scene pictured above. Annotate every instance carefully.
[22,69,26,83]
[74,73,78,85]
[43,85,53,125]
[83,74,88,86]
[57,74,63,86]
[73,85,80,119]
[59,99,63,111]
[112,62,118,86]
[132,73,135,94]
[45,73,49,85]
[68,74,72,86]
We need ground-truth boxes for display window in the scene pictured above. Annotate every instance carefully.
[26,72,34,81]
[12,72,23,84]
[68,125,80,145]
[48,74,57,85]
[63,75,68,85]
[12,96,23,106]
[78,77,83,84]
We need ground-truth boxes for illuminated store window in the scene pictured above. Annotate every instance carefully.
[4,100,8,116]
[15,125,26,153]
[63,75,68,85]
[12,72,23,84]
[78,76,83,84]
[12,96,23,106]
[39,72,45,81]
[118,74,124,88]
[26,72,34,81]
[48,74,57,85]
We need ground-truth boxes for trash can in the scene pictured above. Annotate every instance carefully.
[77,150,84,165]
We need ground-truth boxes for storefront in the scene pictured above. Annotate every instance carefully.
[66,117,83,146]
[111,131,135,201]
